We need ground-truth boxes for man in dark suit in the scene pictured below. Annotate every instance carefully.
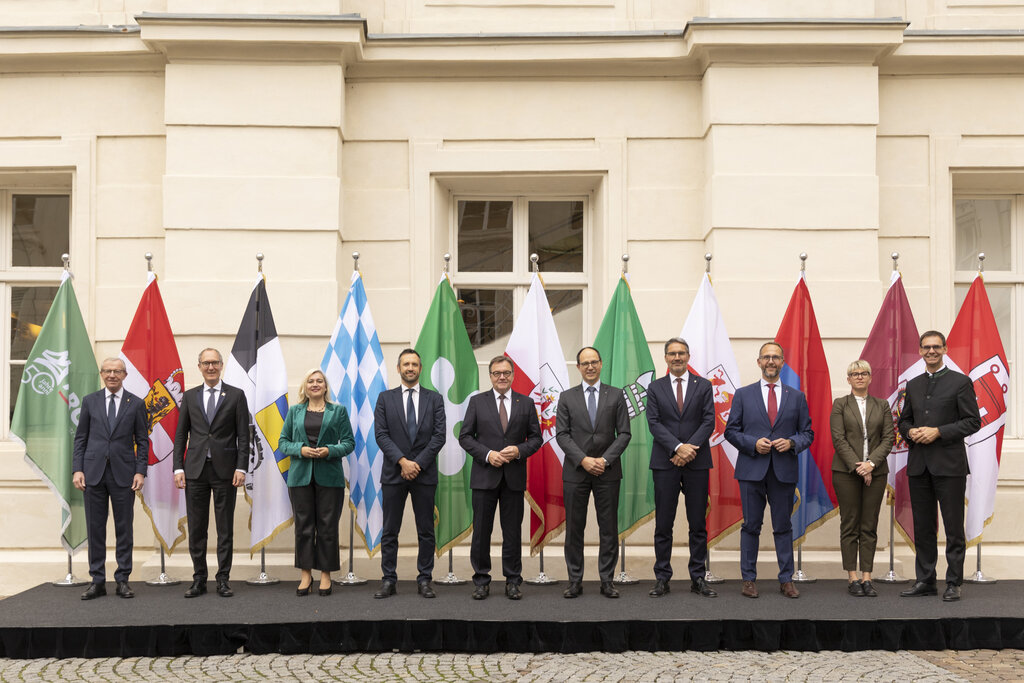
[555,346,631,599]
[173,348,249,598]
[459,355,542,600]
[898,330,981,602]
[72,358,149,600]
[646,338,717,599]
[373,348,447,599]
[724,341,814,599]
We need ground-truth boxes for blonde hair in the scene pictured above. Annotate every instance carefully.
[298,368,332,404]
[846,359,872,376]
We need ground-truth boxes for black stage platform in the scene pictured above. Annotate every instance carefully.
[1,580,1021,658]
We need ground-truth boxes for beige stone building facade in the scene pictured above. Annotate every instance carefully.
[1,0,1022,592]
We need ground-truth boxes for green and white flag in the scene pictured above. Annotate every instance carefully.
[10,274,99,553]
[416,275,478,555]
[593,274,656,539]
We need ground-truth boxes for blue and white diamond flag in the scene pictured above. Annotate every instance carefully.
[321,271,387,555]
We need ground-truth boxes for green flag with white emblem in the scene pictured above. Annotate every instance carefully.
[416,275,479,555]
[593,274,656,539]
[11,274,100,553]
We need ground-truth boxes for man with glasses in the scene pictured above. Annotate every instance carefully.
[898,331,981,602]
[173,348,249,598]
[555,347,631,599]
[72,358,149,600]
[725,342,814,599]
[459,356,542,600]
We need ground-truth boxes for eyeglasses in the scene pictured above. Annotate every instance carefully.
[578,360,601,368]
[848,372,871,379]
[200,361,223,368]
[100,369,125,376]
[759,355,783,362]
[490,370,513,378]
[921,345,944,352]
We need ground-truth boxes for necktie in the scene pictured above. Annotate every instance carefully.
[767,383,778,426]
[107,393,116,427]
[206,387,217,424]
[406,388,418,443]
[498,394,509,432]
[675,377,684,414]
[587,386,598,428]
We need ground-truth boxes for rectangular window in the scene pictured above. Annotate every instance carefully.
[0,191,70,434]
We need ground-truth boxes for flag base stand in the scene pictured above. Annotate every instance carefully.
[704,570,726,585]
[245,572,280,586]
[52,572,88,587]
[613,571,639,585]
[792,570,817,584]
[875,569,910,584]
[965,570,997,584]
[335,572,368,586]
[146,573,181,587]
[524,550,559,585]
[436,572,467,585]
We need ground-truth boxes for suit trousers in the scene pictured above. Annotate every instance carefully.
[288,480,343,572]
[652,467,709,583]
[380,480,436,583]
[470,479,524,586]
[84,460,135,584]
[832,469,886,573]
[908,469,967,585]
[563,477,620,582]
[186,459,237,582]
[739,464,795,583]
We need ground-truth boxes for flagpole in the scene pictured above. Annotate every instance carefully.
[698,253,727,586]
[790,253,817,585]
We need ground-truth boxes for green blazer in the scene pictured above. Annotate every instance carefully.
[829,393,893,475]
[279,402,355,488]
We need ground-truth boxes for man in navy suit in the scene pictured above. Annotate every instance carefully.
[645,338,717,598]
[724,341,814,599]
[459,355,542,600]
[72,357,149,600]
[373,348,447,599]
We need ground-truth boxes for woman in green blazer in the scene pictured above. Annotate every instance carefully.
[279,369,355,596]
[830,359,895,597]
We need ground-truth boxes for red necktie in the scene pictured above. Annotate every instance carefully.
[675,377,684,413]
[767,383,778,425]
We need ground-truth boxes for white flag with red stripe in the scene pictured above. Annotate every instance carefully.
[505,274,570,554]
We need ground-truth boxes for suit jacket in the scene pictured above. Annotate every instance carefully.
[278,401,354,488]
[646,373,715,471]
[374,385,447,486]
[897,368,981,477]
[830,394,893,475]
[172,382,250,480]
[724,380,814,484]
[555,382,631,483]
[458,389,542,491]
[72,389,149,487]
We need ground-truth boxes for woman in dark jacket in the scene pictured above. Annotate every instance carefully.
[830,359,894,597]
[279,368,355,596]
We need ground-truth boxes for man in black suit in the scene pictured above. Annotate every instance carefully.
[898,330,981,602]
[459,355,542,600]
[72,358,149,600]
[646,338,718,599]
[373,348,447,599]
[173,348,249,598]
[555,346,631,599]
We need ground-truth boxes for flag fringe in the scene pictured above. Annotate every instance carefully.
[617,510,655,543]
[17,444,87,556]
[135,490,188,556]
[345,494,381,559]
[792,506,839,548]
[707,519,744,549]
[434,519,474,559]
[243,489,296,556]
[966,513,996,549]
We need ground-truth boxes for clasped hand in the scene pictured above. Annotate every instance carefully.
[399,457,421,481]
[670,443,697,466]
[755,437,793,455]
[581,456,606,476]
[908,426,940,444]
[488,446,519,467]
[301,446,330,459]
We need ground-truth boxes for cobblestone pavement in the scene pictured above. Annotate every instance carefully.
[1,650,1021,682]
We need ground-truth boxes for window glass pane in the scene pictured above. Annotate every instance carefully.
[11,286,59,361]
[955,199,1010,271]
[528,201,583,273]
[12,195,70,268]
[547,289,583,363]
[458,288,514,350]
[457,200,513,272]
[954,284,1011,361]
[9,362,24,426]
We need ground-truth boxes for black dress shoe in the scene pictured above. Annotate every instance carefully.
[563,581,583,599]
[184,580,207,598]
[900,581,937,597]
[81,583,106,600]
[417,581,435,599]
[505,582,522,600]
[471,584,489,600]
[216,580,233,598]
[861,580,878,597]
[848,580,865,597]
[943,583,961,602]
[115,581,134,599]
[599,582,619,598]
[374,581,397,599]
[318,584,333,597]
[648,579,670,597]
[691,577,718,598]
[296,584,311,596]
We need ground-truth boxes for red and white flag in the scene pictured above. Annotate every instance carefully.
[506,274,570,554]
[946,276,1008,544]
[859,271,923,546]
[121,272,187,554]
[680,273,743,545]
